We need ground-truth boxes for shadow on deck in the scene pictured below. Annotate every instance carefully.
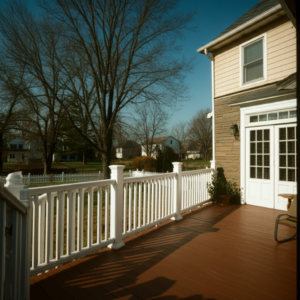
[30,204,296,300]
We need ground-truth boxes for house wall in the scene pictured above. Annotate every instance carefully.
[161,137,180,156]
[214,99,240,184]
[214,16,296,98]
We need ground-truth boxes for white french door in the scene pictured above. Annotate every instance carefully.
[246,126,274,208]
[246,124,297,209]
[274,124,297,210]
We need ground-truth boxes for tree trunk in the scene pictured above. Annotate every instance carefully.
[82,150,87,165]
[101,151,112,179]
[43,153,53,175]
[0,133,3,174]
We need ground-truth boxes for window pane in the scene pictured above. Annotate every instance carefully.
[250,131,256,141]
[257,143,262,153]
[244,60,263,83]
[264,130,269,141]
[244,39,263,64]
[264,142,270,154]
[290,110,297,118]
[250,116,258,123]
[257,155,262,166]
[250,155,256,165]
[279,128,286,140]
[279,142,286,154]
[279,112,288,119]
[264,168,270,179]
[250,167,256,178]
[288,155,295,167]
[259,114,267,121]
[287,127,295,140]
[257,130,262,141]
[279,155,286,167]
[264,155,270,166]
[257,167,263,179]
[268,113,277,120]
[288,169,295,182]
[279,169,286,181]
[288,141,295,153]
[250,143,256,154]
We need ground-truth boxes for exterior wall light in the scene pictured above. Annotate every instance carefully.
[229,124,239,140]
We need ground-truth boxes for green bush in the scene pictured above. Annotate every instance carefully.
[155,146,163,172]
[207,168,241,203]
[132,156,156,172]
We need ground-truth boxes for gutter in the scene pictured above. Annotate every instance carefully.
[197,4,282,53]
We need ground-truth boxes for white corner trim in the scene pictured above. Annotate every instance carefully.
[239,33,267,88]
[197,4,282,53]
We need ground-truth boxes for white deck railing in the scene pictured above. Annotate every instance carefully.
[2,163,213,299]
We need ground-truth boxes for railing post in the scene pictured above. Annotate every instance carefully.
[5,171,24,200]
[62,172,64,182]
[172,162,183,221]
[20,187,32,300]
[109,165,125,249]
[28,173,31,185]
[99,171,101,179]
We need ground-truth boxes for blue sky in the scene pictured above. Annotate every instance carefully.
[0,0,260,131]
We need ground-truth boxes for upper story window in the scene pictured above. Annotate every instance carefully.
[10,144,17,149]
[18,144,23,149]
[170,140,172,144]
[240,34,266,86]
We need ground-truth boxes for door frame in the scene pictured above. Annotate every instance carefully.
[240,99,297,207]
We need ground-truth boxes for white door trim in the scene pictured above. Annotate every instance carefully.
[240,98,297,206]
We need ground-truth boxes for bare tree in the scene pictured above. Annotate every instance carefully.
[171,121,188,159]
[0,66,26,173]
[37,0,195,178]
[188,108,212,161]
[130,104,168,157]
[0,2,69,174]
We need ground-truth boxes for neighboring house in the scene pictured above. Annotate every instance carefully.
[116,140,141,159]
[142,136,180,158]
[53,145,79,162]
[7,137,43,162]
[198,0,296,210]
[185,142,204,160]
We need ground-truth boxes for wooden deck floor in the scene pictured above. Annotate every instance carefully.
[30,204,297,300]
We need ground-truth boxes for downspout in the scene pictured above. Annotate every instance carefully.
[204,49,216,170]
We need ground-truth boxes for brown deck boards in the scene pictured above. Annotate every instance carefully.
[30,204,297,300]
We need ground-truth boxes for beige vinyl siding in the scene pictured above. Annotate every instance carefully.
[214,16,296,98]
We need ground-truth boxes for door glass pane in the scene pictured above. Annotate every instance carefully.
[259,114,267,121]
[279,169,286,181]
[250,131,256,141]
[288,155,295,167]
[264,130,269,140]
[264,155,270,166]
[264,142,269,153]
[264,168,270,179]
[257,155,262,166]
[257,143,262,153]
[279,128,286,140]
[250,143,256,153]
[279,142,286,153]
[279,112,288,119]
[288,141,295,153]
[287,127,295,140]
[250,155,256,165]
[250,167,256,178]
[257,167,263,179]
[279,155,286,167]
[278,126,297,182]
[257,130,262,141]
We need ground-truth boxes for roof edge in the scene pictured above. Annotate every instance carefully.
[197,3,282,54]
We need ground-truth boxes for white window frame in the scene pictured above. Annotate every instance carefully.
[240,33,267,88]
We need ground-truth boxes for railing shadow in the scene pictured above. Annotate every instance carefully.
[31,204,241,299]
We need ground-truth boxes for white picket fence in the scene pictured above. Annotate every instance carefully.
[1,163,214,299]
[19,170,157,185]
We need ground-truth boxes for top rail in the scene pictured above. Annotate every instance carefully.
[28,179,115,195]
[123,172,175,183]
[0,183,27,214]
[182,168,214,176]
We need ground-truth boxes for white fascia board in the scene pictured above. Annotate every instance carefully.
[197,4,282,53]
[228,92,296,106]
